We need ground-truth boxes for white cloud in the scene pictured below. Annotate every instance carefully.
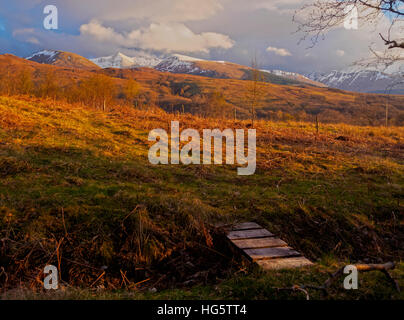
[26,37,40,45]
[80,20,234,53]
[266,46,292,56]
[66,0,224,23]
[6,0,402,73]
[12,28,35,37]
[255,0,304,12]
[12,28,40,45]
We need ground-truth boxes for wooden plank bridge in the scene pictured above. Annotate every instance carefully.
[224,222,313,270]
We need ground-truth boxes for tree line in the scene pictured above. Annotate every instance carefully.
[0,69,142,111]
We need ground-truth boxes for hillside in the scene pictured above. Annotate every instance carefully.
[0,95,403,299]
[27,50,101,70]
[102,67,404,125]
[2,54,404,126]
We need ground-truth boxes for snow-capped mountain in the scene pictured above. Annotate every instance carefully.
[88,52,326,88]
[91,52,324,86]
[265,69,310,80]
[26,49,403,94]
[262,69,327,87]
[26,50,100,70]
[307,68,404,94]
[155,54,208,74]
[26,50,59,64]
[90,52,162,69]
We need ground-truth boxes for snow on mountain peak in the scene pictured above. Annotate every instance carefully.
[154,54,205,73]
[307,67,404,94]
[91,52,134,68]
[90,51,162,69]
[26,50,60,63]
[262,69,311,81]
[171,54,204,62]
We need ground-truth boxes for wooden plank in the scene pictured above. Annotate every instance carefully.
[231,237,287,250]
[224,222,314,270]
[244,247,300,261]
[231,222,262,230]
[227,229,274,240]
[257,257,313,270]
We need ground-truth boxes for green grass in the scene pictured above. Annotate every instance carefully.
[0,95,402,299]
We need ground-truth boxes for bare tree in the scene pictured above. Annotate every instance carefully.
[80,74,116,110]
[245,56,266,127]
[205,91,231,119]
[294,0,403,71]
[124,79,141,108]
[17,70,34,95]
[39,71,59,100]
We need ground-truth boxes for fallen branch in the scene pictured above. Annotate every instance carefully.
[356,262,400,292]
[276,285,311,300]
[321,262,399,293]
[274,262,399,299]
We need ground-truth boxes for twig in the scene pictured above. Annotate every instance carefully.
[276,285,311,300]
[90,271,105,288]
[61,208,70,239]
[133,278,151,288]
[120,270,130,287]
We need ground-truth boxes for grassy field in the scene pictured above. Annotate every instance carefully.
[0,95,403,299]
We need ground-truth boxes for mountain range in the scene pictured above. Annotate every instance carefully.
[25,49,403,94]
[89,51,326,87]
[307,68,404,95]
[26,50,322,87]
[87,51,404,94]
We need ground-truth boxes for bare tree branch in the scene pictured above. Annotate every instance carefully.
[380,32,404,48]
[295,0,403,50]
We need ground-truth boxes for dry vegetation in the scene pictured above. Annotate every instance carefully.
[0,92,402,299]
[1,54,404,126]
[0,52,403,299]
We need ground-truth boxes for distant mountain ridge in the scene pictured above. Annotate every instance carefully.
[25,49,324,87]
[88,51,325,87]
[307,68,404,94]
[261,69,327,88]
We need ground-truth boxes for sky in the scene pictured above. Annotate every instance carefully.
[0,0,401,73]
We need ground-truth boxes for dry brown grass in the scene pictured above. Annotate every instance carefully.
[0,92,402,295]
[1,54,403,125]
